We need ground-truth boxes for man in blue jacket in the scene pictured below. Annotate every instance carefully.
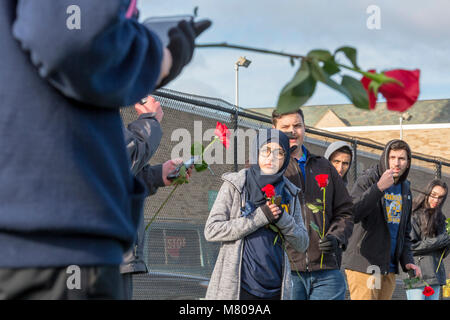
[0,0,208,299]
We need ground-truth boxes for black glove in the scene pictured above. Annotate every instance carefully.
[318,235,339,253]
[159,19,211,87]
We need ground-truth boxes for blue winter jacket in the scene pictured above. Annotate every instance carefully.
[0,0,164,268]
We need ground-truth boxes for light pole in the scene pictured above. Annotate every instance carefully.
[234,56,251,111]
[234,56,251,172]
[399,112,412,140]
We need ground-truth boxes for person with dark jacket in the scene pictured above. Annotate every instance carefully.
[406,179,450,300]
[0,0,204,299]
[324,141,354,269]
[272,109,354,300]
[342,139,421,300]
[121,96,193,299]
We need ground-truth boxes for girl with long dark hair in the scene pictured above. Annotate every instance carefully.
[406,179,449,300]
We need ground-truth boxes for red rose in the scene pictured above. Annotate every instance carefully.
[261,184,276,199]
[361,69,420,112]
[315,174,329,188]
[422,286,435,297]
[214,122,231,149]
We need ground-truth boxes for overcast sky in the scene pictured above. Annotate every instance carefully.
[139,0,450,109]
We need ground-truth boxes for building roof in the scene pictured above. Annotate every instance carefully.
[248,99,450,127]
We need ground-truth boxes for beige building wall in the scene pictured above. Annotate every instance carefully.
[326,128,450,163]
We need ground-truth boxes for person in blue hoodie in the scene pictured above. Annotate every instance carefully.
[0,0,209,299]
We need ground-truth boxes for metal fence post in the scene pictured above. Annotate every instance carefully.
[352,140,358,183]
[436,161,442,179]
[233,107,239,172]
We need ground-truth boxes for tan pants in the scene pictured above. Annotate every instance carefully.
[345,269,396,300]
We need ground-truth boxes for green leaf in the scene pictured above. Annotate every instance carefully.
[317,70,370,110]
[340,75,370,110]
[276,59,317,114]
[194,160,209,172]
[307,49,333,62]
[172,166,189,185]
[310,222,321,235]
[273,234,279,246]
[307,203,323,213]
[316,199,322,204]
[323,60,341,76]
[309,60,327,83]
[307,49,340,76]
[268,224,280,234]
[334,46,359,69]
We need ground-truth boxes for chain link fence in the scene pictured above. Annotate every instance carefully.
[120,88,450,300]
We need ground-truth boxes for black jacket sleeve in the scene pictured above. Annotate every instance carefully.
[326,163,354,250]
[137,164,165,196]
[410,217,450,256]
[351,174,384,224]
[124,113,162,175]
[400,208,415,271]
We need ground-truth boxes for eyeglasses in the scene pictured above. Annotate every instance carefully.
[259,147,285,159]
[429,194,446,201]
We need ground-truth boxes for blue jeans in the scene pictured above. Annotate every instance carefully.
[291,269,346,300]
[406,286,440,300]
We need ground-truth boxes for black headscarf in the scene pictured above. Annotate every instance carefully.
[244,129,291,207]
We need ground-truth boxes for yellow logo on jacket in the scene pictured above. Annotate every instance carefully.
[385,193,402,224]
[281,204,290,213]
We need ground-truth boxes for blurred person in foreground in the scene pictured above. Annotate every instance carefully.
[0,0,209,299]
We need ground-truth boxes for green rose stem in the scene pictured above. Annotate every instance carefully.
[145,184,179,231]
[436,249,446,273]
[267,196,304,281]
[320,187,326,269]
[336,63,404,88]
[145,136,221,232]
[274,230,304,281]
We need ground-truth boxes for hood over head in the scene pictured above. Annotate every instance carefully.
[379,139,412,184]
[324,141,354,184]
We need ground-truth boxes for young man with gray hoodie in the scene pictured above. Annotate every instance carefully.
[324,142,354,187]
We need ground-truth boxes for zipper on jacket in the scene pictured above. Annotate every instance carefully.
[295,162,310,272]
[357,230,368,250]
[221,176,245,299]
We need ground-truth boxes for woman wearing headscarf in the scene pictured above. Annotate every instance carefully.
[406,179,450,300]
[204,129,309,300]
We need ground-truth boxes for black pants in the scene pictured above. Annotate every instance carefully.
[0,265,123,300]
[240,287,281,300]
[121,273,133,300]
